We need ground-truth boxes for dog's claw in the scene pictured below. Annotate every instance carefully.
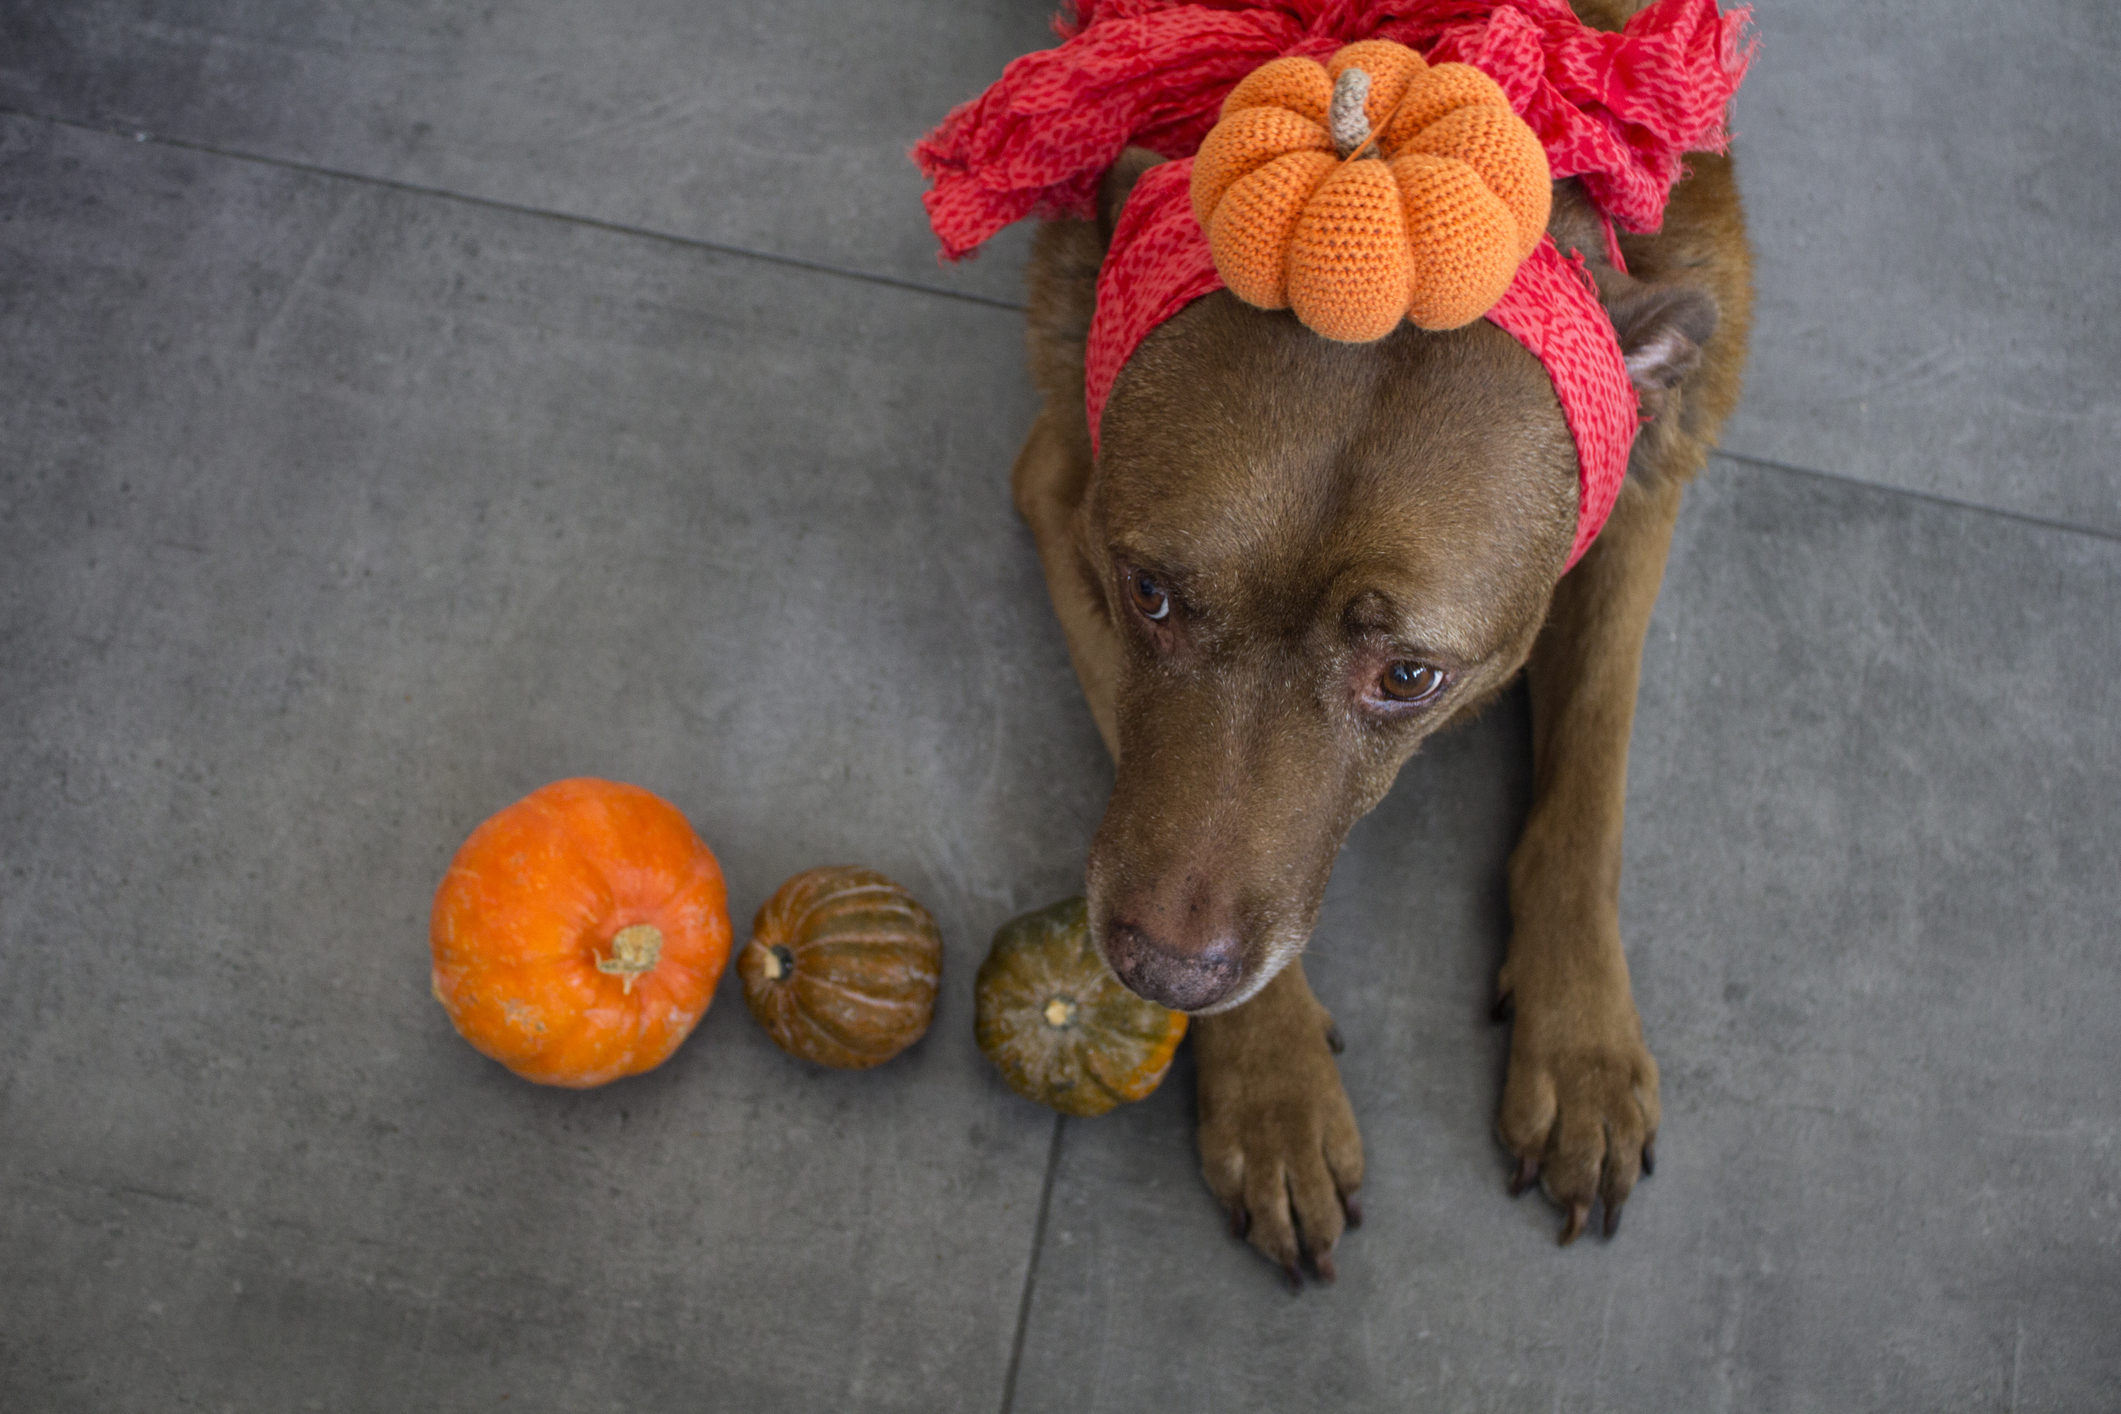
[1602,1200,1623,1239]
[1282,1262,1304,1294]
[1313,1251,1338,1284]
[1340,1189,1363,1228]
[1490,991,1514,1024]
[1508,1156,1539,1196]
[1228,1206,1250,1240]
[1641,1138,1657,1177]
[1324,1022,1345,1054]
[1559,1201,1589,1246]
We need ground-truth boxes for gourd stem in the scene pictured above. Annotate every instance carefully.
[596,924,664,994]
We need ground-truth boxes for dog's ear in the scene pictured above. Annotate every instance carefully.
[1601,276,1719,418]
[1098,148,1169,247]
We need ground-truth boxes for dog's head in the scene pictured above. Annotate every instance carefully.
[1081,152,1717,1014]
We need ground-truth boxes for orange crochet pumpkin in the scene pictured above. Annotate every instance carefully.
[1191,39,1551,341]
[430,778,732,1088]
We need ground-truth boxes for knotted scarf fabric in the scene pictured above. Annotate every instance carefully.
[915,0,1753,568]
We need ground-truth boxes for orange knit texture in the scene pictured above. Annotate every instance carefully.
[1190,40,1552,342]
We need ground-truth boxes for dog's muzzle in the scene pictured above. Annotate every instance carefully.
[1102,922,1242,1012]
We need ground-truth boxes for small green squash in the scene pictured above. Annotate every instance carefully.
[975,897,1188,1117]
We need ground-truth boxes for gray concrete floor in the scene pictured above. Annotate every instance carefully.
[2,2,2116,1410]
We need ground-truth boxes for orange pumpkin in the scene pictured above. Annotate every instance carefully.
[738,866,943,1069]
[1191,39,1551,341]
[430,778,731,1088]
[975,897,1189,1117]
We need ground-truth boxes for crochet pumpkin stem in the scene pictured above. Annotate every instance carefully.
[1329,68,1373,158]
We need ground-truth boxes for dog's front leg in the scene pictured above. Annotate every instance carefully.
[1194,960,1363,1286]
[1495,470,1685,1244]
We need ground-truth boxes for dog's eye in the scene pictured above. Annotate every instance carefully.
[1129,572,1171,623]
[1381,661,1448,705]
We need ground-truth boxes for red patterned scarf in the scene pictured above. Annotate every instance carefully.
[916,0,1753,568]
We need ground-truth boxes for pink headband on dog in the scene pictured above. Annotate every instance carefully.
[916,0,1753,569]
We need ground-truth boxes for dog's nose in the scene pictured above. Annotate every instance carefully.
[1102,922,1242,1012]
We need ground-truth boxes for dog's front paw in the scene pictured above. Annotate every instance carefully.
[1493,972,1660,1245]
[1192,970,1363,1289]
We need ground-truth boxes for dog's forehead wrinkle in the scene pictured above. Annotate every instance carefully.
[1108,444,1342,570]
[1344,591,1490,667]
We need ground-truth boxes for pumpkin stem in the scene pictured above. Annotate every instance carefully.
[596,923,664,994]
[762,944,796,982]
[1043,997,1077,1028]
[1330,68,1373,159]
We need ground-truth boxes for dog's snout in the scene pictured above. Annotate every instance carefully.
[1103,921,1242,1012]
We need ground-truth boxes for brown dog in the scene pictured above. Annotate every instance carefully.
[1006,0,1751,1284]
